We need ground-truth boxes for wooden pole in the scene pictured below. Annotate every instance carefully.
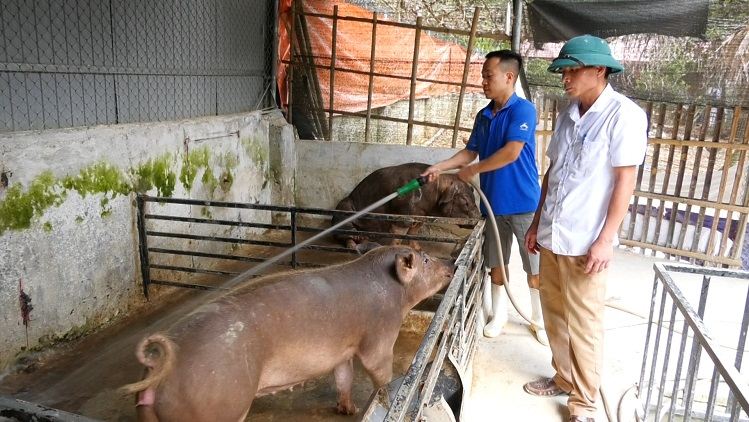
[406,16,422,145]
[288,1,297,126]
[450,7,480,148]
[364,12,378,143]
[328,5,338,141]
[653,103,678,256]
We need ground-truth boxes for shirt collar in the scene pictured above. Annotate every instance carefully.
[568,84,615,121]
[482,93,519,118]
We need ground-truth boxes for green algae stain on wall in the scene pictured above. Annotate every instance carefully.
[218,151,238,193]
[0,172,64,235]
[131,154,177,197]
[179,146,210,191]
[61,162,130,197]
[0,147,246,235]
[241,137,268,171]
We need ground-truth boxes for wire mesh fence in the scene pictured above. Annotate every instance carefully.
[0,0,276,133]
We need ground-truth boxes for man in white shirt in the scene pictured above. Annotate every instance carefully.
[522,35,648,422]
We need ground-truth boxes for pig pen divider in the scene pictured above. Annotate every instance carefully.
[135,194,480,298]
[368,219,487,421]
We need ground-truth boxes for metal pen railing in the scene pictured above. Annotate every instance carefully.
[135,194,478,299]
[639,263,749,421]
[361,220,485,421]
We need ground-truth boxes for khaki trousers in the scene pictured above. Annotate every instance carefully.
[539,247,606,418]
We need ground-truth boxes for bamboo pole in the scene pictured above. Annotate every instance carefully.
[730,110,749,262]
[364,12,377,144]
[632,190,749,214]
[288,1,297,126]
[677,104,711,256]
[640,101,664,250]
[651,103,672,255]
[278,59,483,89]
[691,106,723,255]
[619,239,740,267]
[708,106,741,258]
[322,107,473,132]
[689,105,723,252]
[666,104,694,254]
[300,10,510,40]
[327,5,338,141]
[725,108,749,261]
[406,17,422,145]
[451,7,480,148]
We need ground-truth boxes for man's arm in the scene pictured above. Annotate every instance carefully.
[421,149,477,183]
[585,165,637,274]
[457,141,524,183]
[525,162,551,254]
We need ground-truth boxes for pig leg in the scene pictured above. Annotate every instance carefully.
[358,338,395,388]
[333,358,357,414]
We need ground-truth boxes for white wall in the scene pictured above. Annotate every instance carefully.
[293,140,463,210]
[0,110,293,371]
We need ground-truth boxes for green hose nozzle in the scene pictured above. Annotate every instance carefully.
[396,176,428,197]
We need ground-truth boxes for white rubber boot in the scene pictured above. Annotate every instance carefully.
[482,275,493,318]
[529,288,549,346]
[483,284,508,338]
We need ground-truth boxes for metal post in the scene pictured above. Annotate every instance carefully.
[511,0,531,99]
[136,194,152,299]
[728,284,749,419]
[683,275,712,422]
[291,209,297,268]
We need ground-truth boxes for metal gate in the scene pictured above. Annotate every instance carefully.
[639,263,749,421]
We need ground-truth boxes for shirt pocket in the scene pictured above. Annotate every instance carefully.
[573,138,605,175]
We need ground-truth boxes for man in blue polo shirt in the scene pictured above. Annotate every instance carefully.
[422,50,546,345]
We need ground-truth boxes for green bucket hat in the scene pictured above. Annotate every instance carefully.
[547,34,624,74]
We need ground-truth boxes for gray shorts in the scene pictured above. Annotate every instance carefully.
[483,212,539,275]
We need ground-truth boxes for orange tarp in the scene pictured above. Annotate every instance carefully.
[278,0,484,113]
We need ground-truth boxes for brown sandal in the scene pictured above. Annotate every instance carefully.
[523,377,568,397]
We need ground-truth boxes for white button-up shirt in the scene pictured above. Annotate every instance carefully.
[537,84,648,256]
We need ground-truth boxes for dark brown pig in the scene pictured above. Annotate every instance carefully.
[332,162,480,251]
[123,246,454,422]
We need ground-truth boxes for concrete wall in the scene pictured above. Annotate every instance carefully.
[0,110,295,371]
[293,140,462,210]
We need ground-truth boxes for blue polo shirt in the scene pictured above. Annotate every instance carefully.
[466,94,540,216]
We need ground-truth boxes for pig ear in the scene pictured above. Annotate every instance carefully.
[395,252,418,284]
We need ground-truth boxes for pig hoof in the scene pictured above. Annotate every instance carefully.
[336,402,358,415]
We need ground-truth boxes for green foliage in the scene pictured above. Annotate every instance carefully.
[471,37,510,55]
[525,58,561,88]
[630,44,698,101]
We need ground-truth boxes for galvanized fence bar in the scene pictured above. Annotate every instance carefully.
[136,194,152,299]
[137,194,478,293]
[383,222,484,422]
[640,263,749,421]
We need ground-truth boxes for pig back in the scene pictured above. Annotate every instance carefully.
[344,163,442,217]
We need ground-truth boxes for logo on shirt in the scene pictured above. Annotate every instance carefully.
[519,122,529,131]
